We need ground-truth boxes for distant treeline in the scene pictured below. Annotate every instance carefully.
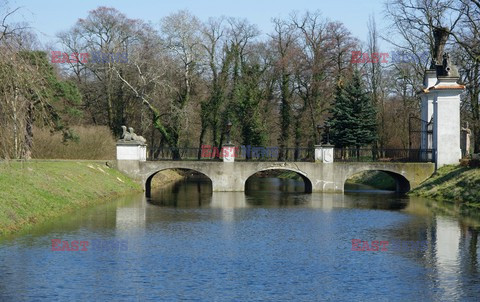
[0,1,478,160]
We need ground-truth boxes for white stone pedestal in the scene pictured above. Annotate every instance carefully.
[420,62,465,168]
[322,145,334,163]
[222,144,236,163]
[431,77,464,167]
[116,142,147,161]
[314,145,323,163]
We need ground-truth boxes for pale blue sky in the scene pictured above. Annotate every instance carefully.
[7,0,391,48]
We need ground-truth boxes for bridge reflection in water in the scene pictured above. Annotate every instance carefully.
[112,176,478,301]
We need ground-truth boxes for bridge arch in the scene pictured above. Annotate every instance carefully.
[343,168,411,193]
[145,168,213,198]
[244,167,313,193]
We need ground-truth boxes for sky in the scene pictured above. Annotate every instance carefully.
[6,0,391,49]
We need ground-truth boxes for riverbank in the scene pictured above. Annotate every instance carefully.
[151,169,186,188]
[410,165,480,209]
[346,170,396,190]
[0,161,141,235]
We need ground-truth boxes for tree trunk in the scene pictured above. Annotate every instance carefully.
[22,102,34,160]
[278,72,291,161]
[474,123,480,153]
[197,125,207,160]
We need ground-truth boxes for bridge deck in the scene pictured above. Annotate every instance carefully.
[116,160,435,195]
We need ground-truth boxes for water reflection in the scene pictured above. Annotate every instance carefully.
[246,176,306,193]
[0,177,479,301]
[149,176,212,207]
[116,195,148,230]
[210,192,249,209]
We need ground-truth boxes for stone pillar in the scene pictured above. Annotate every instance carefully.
[432,76,464,167]
[420,69,436,152]
[116,142,147,161]
[116,142,146,184]
[461,123,472,158]
[322,145,334,163]
[314,145,323,163]
[420,52,466,168]
[222,144,236,163]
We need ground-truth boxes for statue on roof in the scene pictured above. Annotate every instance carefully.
[431,27,449,69]
[430,27,459,78]
[441,53,459,77]
[120,125,146,144]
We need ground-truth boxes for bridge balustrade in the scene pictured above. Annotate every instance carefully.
[149,147,435,163]
[150,147,314,161]
[334,148,435,162]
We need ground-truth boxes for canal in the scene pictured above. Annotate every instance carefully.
[0,175,479,301]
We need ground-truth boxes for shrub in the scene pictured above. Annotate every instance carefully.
[469,159,480,168]
[459,158,480,168]
[32,126,116,160]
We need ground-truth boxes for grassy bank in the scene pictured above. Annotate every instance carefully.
[410,165,480,208]
[151,169,185,188]
[0,161,141,235]
[32,126,116,160]
[346,170,396,190]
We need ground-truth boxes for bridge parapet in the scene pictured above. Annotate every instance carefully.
[115,160,435,196]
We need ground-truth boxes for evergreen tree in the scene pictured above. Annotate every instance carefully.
[328,71,377,153]
[327,77,355,147]
[233,62,267,148]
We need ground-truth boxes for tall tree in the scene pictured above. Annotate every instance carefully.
[328,71,377,154]
[365,16,388,150]
[450,0,480,152]
[292,11,330,144]
[58,6,145,136]
[270,18,297,160]
[200,17,234,156]
[383,0,464,148]
[0,48,81,158]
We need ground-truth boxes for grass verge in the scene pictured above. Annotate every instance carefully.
[410,165,480,208]
[346,170,396,190]
[0,161,141,235]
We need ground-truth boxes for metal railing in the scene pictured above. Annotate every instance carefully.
[236,147,313,162]
[151,146,314,162]
[153,147,214,161]
[334,148,435,162]
[150,146,435,163]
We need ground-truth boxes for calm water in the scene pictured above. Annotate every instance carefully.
[0,176,479,301]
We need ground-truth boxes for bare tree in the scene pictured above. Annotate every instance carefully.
[199,17,234,157]
[58,7,144,135]
[365,16,388,149]
[270,18,298,159]
[450,0,480,152]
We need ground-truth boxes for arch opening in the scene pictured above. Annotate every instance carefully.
[245,169,313,194]
[145,168,213,199]
[344,170,410,193]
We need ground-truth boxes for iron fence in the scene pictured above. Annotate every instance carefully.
[153,147,216,161]
[150,146,435,163]
[236,147,313,162]
[151,146,314,162]
[334,148,435,162]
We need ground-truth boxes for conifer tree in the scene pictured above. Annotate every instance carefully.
[328,71,377,156]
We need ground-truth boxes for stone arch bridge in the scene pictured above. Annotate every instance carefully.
[116,160,435,196]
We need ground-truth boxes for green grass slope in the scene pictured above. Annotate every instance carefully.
[0,161,141,235]
[410,165,480,208]
[346,170,397,190]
